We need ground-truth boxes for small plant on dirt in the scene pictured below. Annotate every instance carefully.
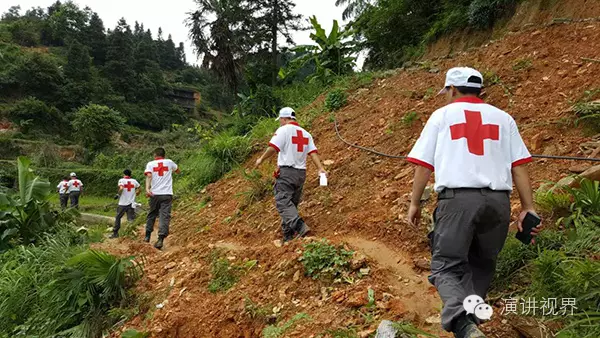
[423,87,435,101]
[208,253,241,293]
[262,313,311,338]
[392,321,437,337]
[207,251,257,293]
[244,296,275,323]
[121,329,149,338]
[236,169,274,210]
[325,89,348,111]
[401,111,419,126]
[481,69,501,86]
[301,239,354,281]
[512,58,533,72]
[323,327,358,338]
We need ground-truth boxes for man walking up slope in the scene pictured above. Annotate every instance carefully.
[405,67,542,338]
[111,169,140,239]
[67,172,83,209]
[144,148,180,250]
[255,107,327,242]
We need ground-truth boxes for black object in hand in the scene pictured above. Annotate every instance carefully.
[113,194,119,200]
[516,212,541,245]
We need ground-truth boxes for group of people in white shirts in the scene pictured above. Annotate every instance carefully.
[57,148,179,250]
[57,172,84,209]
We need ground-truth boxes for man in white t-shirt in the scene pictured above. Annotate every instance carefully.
[110,169,140,239]
[57,176,69,210]
[406,67,542,338]
[67,172,83,209]
[255,107,326,242]
[143,147,180,249]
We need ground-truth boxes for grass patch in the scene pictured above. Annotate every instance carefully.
[301,239,354,282]
[207,251,257,293]
[401,111,419,126]
[236,169,274,210]
[262,313,311,338]
[512,58,533,72]
[325,89,348,112]
[534,182,571,214]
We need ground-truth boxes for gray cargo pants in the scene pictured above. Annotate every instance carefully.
[114,204,136,233]
[145,195,172,238]
[274,167,307,241]
[59,194,69,210]
[69,191,80,209]
[428,188,510,332]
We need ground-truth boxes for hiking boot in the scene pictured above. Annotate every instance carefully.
[154,237,164,250]
[144,233,151,242]
[453,314,486,338]
[295,223,311,239]
[109,232,119,239]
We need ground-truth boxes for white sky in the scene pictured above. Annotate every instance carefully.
[0,0,358,67]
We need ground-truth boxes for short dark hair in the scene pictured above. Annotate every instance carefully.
[64,176,69,180]
[455,75,482,96]
[153,147,165,157]
[123,169,132,176]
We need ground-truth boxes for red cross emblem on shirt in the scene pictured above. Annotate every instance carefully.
[291,130,309,152]
[123,181,135,192]
[450,110,499,156]
[153,162,169,176]
[72,181,80,188]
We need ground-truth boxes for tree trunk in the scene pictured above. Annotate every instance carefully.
[271,0,279,87]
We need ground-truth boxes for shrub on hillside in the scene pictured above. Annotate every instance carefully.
[72,104,125,151]
[301,239,354,281]
[6,97,65,134]
[469,0,520,30]
[325,89,348,111]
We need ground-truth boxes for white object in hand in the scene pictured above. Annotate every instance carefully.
[319,173,328,186]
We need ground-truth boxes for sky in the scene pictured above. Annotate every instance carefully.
[0,0,357,67]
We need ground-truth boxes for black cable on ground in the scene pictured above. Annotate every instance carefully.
[334,116,600,163]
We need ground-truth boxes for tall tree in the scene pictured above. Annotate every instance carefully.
[105,18,136,100]
[335,0,375,20]
[160,34,178,70]
[186,0,256,93]
[61,40,93,109]
[176,42,186,67]
[253,0,304,85]
[84,12,107,65]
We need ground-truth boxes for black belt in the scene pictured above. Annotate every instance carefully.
[438,187,509,199]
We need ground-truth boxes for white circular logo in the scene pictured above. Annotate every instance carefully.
[463,294,494,320]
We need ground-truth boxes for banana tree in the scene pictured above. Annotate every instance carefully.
[279,16,358,84]
[0,156,54,250]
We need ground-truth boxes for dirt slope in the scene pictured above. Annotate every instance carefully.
[100,20,600,338]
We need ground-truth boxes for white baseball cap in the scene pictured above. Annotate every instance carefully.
[275,107,296,121]
[70,172,76,177]
[438,67,484,95]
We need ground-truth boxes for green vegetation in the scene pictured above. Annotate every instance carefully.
[72,104,125,151]
[325,89,349,111]
[491,179,600,337]
[236,170,274,210]
[401,111,419,126]
[512,58,533,72]
[392,321,437,337]
[207,250,257,293]
[301,239,354,281]
[0,157,143,338]
[262,313,311,338]
[573,89,600,131]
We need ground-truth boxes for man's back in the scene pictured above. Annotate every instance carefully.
[269,122,317,170]
[67,179,83,193]
[407,97,531,192]
[145,158,178,195]
[118,177,140,206]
